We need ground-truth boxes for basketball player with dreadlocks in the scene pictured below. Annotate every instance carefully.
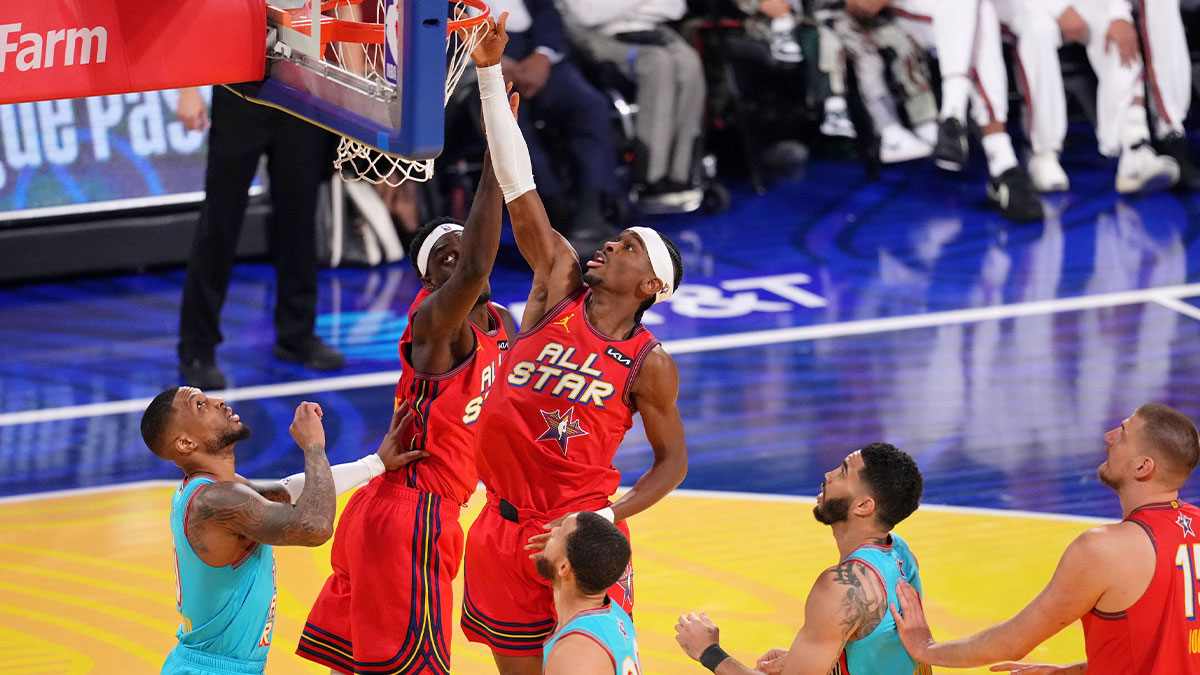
[456,13,690,675]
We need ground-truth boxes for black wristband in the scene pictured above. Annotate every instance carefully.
[699,644,730,672]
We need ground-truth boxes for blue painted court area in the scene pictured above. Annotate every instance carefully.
[3,136,1200,519]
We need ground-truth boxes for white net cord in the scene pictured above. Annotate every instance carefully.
[334,2,489,186]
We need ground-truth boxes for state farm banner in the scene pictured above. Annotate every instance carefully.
[0,0,265,105]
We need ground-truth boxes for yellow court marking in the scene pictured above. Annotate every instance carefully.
[0,625,94,674]
[0,485,1095,674]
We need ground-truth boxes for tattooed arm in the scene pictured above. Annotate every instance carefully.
[234,475,292,504]
[675,559,887,675]
[185,403,337,566]
[766,559,888,675]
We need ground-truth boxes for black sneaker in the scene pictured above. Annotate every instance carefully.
[933,118,968,172]
[180,358,227,390]
[274,337,346,371]
[987,166,1044,223]
[1157,132,1200,192]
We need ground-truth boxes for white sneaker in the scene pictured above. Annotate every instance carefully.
[879,125,933,164]
[1027,152,1070,193]
[821,98,855,138]
[1116,144,1180,194]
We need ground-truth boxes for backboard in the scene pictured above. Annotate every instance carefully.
[228,0,467,164]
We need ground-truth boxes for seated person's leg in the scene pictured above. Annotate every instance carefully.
[663,31,707,186]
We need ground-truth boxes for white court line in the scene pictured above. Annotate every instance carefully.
[5,282,1200,429]
[1153,295,1200,322]
[0,480,1113,524]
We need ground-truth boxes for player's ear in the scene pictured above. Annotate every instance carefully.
[174,432,197,457]
[639,276,664,299]
[1133,455,1156,481]
[854,495,876,520]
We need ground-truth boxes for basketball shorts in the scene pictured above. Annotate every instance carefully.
[161,645,265,674]
[460,494,635,656]
[297,477,463,675]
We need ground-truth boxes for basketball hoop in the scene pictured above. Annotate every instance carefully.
[325,0,491,186]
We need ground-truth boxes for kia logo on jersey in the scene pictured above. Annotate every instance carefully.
[605,346,632,367]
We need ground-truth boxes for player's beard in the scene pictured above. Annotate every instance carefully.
[206,424,252,456]
[1097,461,1121,490]
[534,554,557,583]
[582,271,601,287]
[813,495,852,525]
[475,289,491,306]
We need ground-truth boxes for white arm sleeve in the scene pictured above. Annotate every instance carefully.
[477,63,537,203]
[280,453,386,500]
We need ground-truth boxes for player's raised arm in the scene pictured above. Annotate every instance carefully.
[473,12,582,325]
[891,525,1114,667]
[242,400,427,504]
[409,149,503,349]
[187,403,336,559]
[608,348,687,522]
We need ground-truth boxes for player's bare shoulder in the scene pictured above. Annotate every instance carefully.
[1074,520,1151,557]
[185,480,261,554]
[635,345,679,388]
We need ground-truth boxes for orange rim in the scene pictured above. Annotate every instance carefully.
[447,0,490,36]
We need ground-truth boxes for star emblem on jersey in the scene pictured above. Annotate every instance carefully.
[615,562,634,605]
[1179,512,1195,537]
[536,407,589,455]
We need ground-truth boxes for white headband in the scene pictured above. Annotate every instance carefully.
[416,223,464,276]
[628,226,676,304]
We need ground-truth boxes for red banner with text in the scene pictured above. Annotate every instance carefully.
[0,0,266,104]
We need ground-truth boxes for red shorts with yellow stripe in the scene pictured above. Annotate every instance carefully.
[297,477,463,675]
[460,493,635,657]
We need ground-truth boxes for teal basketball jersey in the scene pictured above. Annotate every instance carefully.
[168,476,277,668]
[842,532,930,675]
[544,600,641,674]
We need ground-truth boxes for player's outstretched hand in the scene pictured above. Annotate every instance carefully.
[990,663,1087,674]
[674,612,720,661]
[890,580,935,661]
[290,402,326,452]
[757,648,789,674]
[377,400,430,471]
[524,513,568,557]
[469,11,508,68]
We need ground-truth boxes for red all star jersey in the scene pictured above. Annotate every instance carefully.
[1082,500,1200,674]
[389,288,510,505]
[475,288,661,514]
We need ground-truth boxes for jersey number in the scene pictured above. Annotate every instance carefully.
[1176,544,1200,619]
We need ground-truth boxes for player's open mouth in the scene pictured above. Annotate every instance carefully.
[586,251,606,268]
[228,411,239,423]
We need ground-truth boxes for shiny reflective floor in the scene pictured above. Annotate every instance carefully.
[2,130,1200,672]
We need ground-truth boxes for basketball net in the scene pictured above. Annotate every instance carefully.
[329,0,489,186]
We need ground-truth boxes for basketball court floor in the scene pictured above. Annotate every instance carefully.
[2,135,1199,673]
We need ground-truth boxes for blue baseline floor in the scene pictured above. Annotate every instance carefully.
[3,132,1200,519]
